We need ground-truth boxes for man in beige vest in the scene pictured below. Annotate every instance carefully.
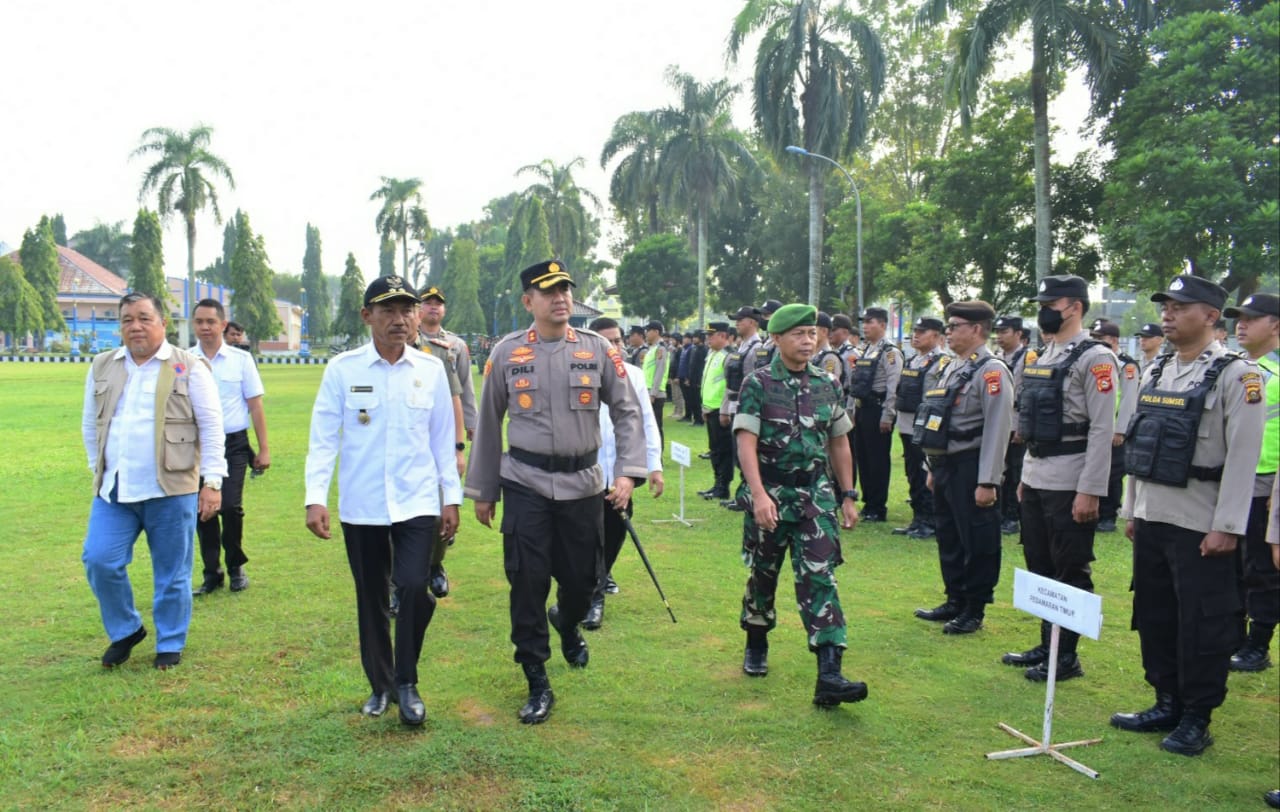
[82,292,226,670]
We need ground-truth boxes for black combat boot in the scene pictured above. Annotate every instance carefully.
[1110,691,1182,732]
[742,629,768,677]
[942,602,984,635]
[914,598,961,622]
[581,596,605,631]
[547,604,589,668]
[1025,651,1084,682]
[1229,621,1274,672]
[1160,711,1213,756]
[813,645,868,706]
[518,663,554,725]
[1002,621,1051,666]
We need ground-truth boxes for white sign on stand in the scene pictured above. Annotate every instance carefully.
[988,568,1105,779]
[652,442,702,528]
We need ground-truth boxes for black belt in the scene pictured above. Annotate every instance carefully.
[1027,439,1088,458]
[759,464,822,488]
[508,446,598,474]
[1189,465,1223,482]
[948,427,981,442]
[926,448,980,468]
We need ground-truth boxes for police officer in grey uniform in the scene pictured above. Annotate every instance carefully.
[721,305,766,510]
[831,313,862,491]
[912,302,1013,634]
[849,308,903,521]
[994,315,1032,535]
[1003,275,1115,681]
[465,260,646,725]
[1111,274,1264,756]
[813,311,846,385]
[893,316,947,539]
[1090,318,1140,534]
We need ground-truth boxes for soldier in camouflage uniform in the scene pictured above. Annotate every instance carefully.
[733,303,867,707]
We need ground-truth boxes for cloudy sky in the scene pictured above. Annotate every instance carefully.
[3,0,1088,287]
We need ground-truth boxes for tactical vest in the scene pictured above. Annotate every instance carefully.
[1018,339,1102,457]
[912,355,996,452]
[724,335,760,395]
[849,344,894,400]
[897,351,943,414]
[1123,354,1237,486]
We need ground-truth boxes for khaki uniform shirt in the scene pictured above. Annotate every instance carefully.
[927,346,1013,484]
[1122,342,1264,535]
[1020,329,1116,496]
[465,325,646,503]
[422,328,477,432]
[895,346,945,434]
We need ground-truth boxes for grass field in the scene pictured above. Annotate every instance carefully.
[0,361,1275,810]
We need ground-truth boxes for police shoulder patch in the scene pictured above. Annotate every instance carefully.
[983,369,1002,395]
[1091,362,1113,393]
[1241,370,1263,403]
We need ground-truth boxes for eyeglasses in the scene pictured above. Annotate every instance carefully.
[945,321,974,332]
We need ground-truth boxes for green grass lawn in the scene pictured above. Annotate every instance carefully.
[0,362,1275,810]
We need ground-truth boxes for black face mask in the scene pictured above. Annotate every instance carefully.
[1037,305,1066,334]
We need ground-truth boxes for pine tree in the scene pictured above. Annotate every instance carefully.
[0,257,44,348]
[19,216,64,349]
[443,239,485,334]
[332,253,368,345]
[228,212,282,353]
[130,209,169,304]
[301,224,331,340]
[51,214,68,246]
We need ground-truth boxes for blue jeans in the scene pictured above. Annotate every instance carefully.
[83,490,197,653]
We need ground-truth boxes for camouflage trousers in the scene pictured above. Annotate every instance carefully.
[740,511,847,650]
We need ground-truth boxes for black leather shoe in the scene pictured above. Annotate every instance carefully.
[604,574,619,595]
[229,567,249,592]
[518,663,555,724]
[429,564,450,598]
[1110,692,1181,732]
[743,630,768,677]
[581,597,605,631]
[942,612,984,635]
[153,651,182,670]
[698,487,717,498]
[907,524,936,539]
[813,645,868,706]
[1025,653,1083,682]
[914,600,961,622]
[860,512,885,522]
[1000,519,1020,535]
[1159,714,1212,756]
[1096,518,1117,533]
[101,626,146,668]
[698,451,712,460]
[891,521,919,536]
[1264,789,1280,809]
[721,499,744,511]
[1229,645,1272,672]
[361,691,390,717]
[397,684,426,726]
[547,605,588,668]
[1002,644,1049,667]
[193,571,224,596]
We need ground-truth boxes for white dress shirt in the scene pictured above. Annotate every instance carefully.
[599,362,663,483]
[82,343,227,502]
[192,340,264,433]
[305,342,462,525]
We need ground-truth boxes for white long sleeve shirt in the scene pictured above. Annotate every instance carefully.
[599,361,663,483]
[82,343,227,502]
[191,340,264,433]
[305,342,462,524]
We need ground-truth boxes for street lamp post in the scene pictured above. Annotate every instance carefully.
[785,146,863,318]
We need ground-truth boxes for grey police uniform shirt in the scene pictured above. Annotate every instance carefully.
[1001,345,1034,405]
[895,345,945,435]
[837,340,862,413]
[464,325,647,503]
[423,328,477,432]
[1113,351,1141,436]
[724,331,763,416]
[860,338,904,421]
[924,345,1013,484]
[1019,329,1117,497]
[1121,341,1265,536]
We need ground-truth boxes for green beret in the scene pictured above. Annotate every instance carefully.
[767,303,817,334]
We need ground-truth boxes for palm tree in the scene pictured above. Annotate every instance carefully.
[600,111,669,240]
[516,158,601,266]
[132,125,235,329]
[729,0,885,306]
[916,0,1146,283]
[370,176,431,278]
[653,67,757,328]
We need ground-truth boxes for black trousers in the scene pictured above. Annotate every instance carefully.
[593,495,633,603]
[1239,493,1280,626]
[651,397,665,448]
[932,449,1002,607]
[341,516,437,692]
[705,408,734,490]
[1132,519,1242,714]
[853,397,891,514]
[500,479,603,665]
[899,431,932,524]
[688,384,703,424]
[1019,486,1097,654]
[197,429,252,576]
[1099,443,1125,522]
[1001,439,1025,524]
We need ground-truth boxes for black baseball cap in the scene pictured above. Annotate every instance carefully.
[1151,274,1228,310]
[731,305,762,322]
[364,275,419,307]
[1134,323,1162,338]
[519,260,575,291]
[831,314,855,331]
[644,320,664,333]
[628,324,645,336]
[1030,275,1089,303]
[994,315,1023,331]
[1089,319,1120,338]
[760,299,784,318]
[912,316,944,332]
[816,311,833,329]
[1224,293,1279,319]
[860,307,889,323]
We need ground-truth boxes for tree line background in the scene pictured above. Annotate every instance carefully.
[3,0,1275,349]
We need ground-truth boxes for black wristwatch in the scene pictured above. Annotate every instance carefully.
[843,489,859,502]
[455,442,466,452]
